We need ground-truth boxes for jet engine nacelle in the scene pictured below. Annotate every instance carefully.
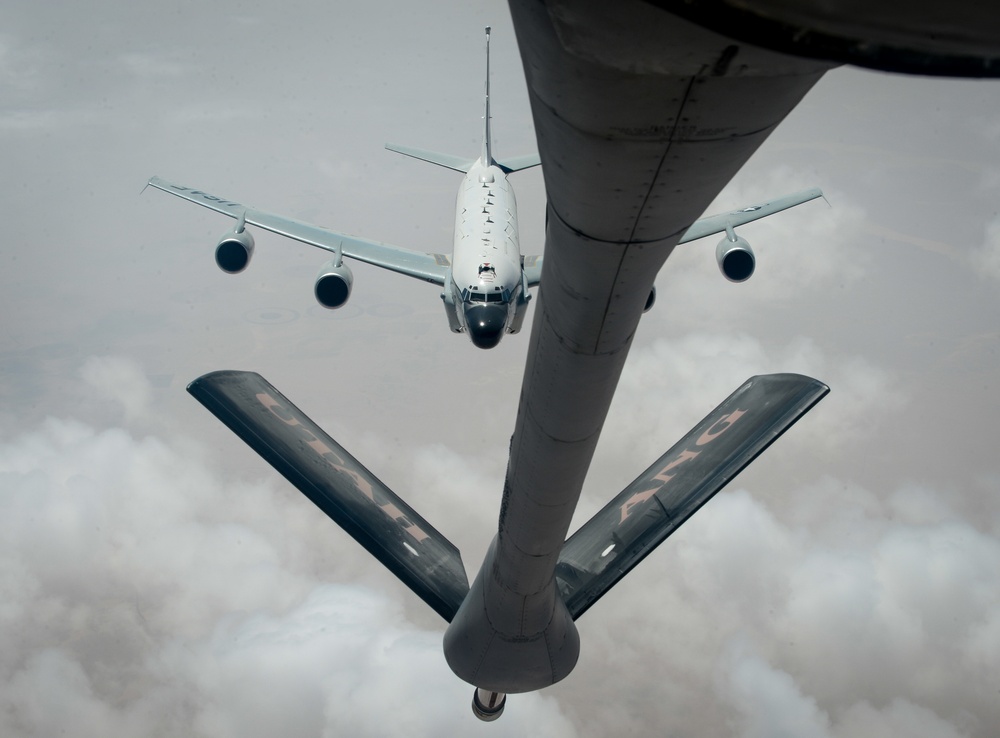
[215,229,255,274]
[314,259,354,309]
[716,233,755,282]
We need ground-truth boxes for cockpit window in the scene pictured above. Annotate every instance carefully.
[469,292,505,303]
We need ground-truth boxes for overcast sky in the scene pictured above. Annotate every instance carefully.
[2,1,1000,736]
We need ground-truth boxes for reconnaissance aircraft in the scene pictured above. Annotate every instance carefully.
[150,27,818,348]
[155,0,1000,722]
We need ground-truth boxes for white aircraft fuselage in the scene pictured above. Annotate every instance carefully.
[444,160,527,349]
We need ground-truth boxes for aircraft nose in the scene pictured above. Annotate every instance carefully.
[465,304,507,349]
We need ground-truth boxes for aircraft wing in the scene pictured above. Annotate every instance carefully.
[677,188,824,243]
[520,189,823,287]
[554,373,829,620]
[147,176,451,286]
[187,370,470,622]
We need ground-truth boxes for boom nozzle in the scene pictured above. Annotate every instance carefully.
[472,689,506,722]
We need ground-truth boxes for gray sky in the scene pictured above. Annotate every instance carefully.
[2,1,1000,736]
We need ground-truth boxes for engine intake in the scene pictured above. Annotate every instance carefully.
[643,285,656,313]
[314,259,354,309]
[716,233,755,282]
[215,229,255,274]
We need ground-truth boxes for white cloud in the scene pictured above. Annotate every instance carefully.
[0,396,576,736]
[834,699,972,738]
[703,489,998,735]
[0,650,145,738]
[971,216,1000,281]
[157,586,575,738]
[118,52,188,79]
[715,642,974,738]
[80,355,151,423]
[716,638,833,738]
[562,478,1000,737]
[0,34,41,93]
[599,331,904,470]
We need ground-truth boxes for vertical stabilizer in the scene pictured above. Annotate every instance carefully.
[385,27,540,175]
[482,26,493,166]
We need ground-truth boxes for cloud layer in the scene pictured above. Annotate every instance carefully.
[2,355,997,737]
[0,359,575,737]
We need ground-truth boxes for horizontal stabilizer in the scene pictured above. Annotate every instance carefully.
[555,373,829,620]
[385,143,541,175]
[385,143,476,173]
[187,370,469,622]
[495,153,541,173]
